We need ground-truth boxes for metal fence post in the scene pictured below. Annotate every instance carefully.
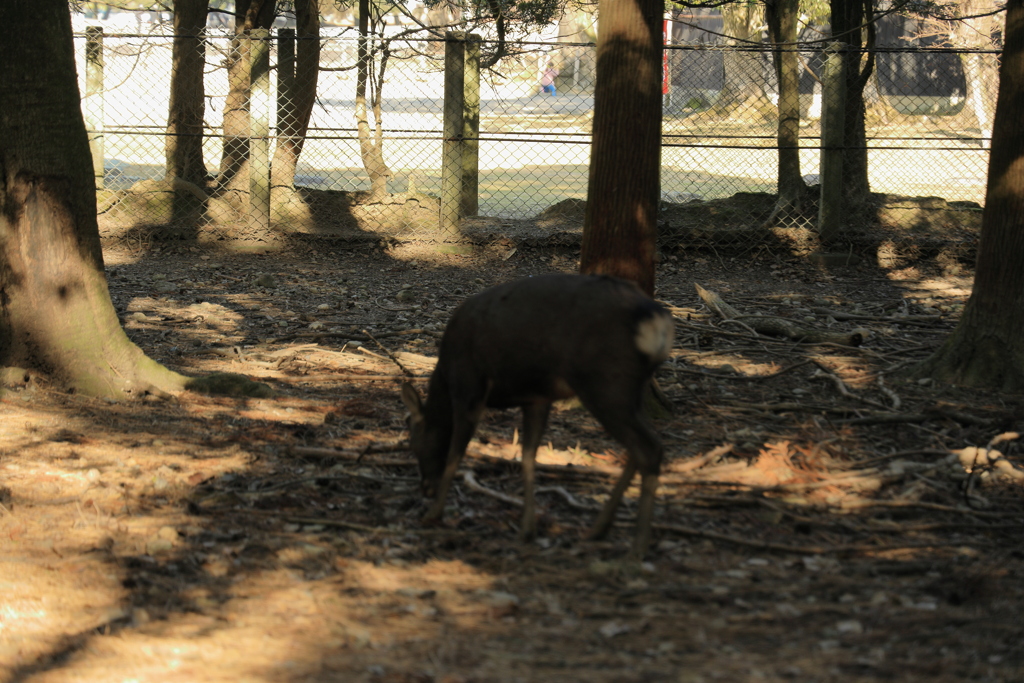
[85,26,105,189]
[250,28,272,232]
[441,31,466,236]
[818,42,846,241]
[462,33,481,217]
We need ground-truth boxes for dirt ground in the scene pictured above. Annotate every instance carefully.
[1,237,1022,683]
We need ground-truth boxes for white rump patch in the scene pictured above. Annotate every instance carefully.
[634,312,673,361]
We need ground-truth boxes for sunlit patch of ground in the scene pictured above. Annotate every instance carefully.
[1,242,1023,682]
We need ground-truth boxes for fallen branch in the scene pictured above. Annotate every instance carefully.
[272,373,429,383]
[652,522,986,554]
[695,283,868,346]
[664,443,733,476]
[876,375,902,410]
[363,328,415,378]
[275,514,458,535]
[462,470,523,507]
[275,328,443,342]
[536,485,596,509]
[810,307,944,327]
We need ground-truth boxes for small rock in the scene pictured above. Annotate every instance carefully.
[721,569,751,580]
[775,603,802,617]
[836,619,863,635]
[132,607,151,626]
[152,281,178,293]
[145,537,174,554]
[599,620,632,638]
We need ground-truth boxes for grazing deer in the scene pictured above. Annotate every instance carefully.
[401,273,673,556]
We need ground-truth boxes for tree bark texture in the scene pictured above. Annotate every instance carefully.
[765,0,806,213]
[580,0,662,296]
[951,0,1000,150]
[916,0,1024,390]
[713,4,768,115]
[356,0,393,198]
[0,0,186,398]
[270,0,320,190]
[216,0,275,198]
[829,0,874,210]
[166,0,209,188]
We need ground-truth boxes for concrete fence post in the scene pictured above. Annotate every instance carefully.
[441,31,466,236]
[462,33,481,217]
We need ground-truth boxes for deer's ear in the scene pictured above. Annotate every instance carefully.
[400,382,423,417]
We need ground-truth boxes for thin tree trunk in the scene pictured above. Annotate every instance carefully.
[0,0,187,399]
[915,0,1024,389]
[952,0,1000,150]
[270,0,320,189]
[356,0,392,198]
[580,0,662,296]
[829,0,874,210]
[216,0,275,199]
[713,4,767,115]
[166,0,209,188]
[765,0,806,216]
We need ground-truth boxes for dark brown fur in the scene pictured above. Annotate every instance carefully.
[401,274,673,557]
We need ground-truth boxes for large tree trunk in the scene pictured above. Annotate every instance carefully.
[0,0,187,399]
[166,0,209,188]
[713,4,768,116]
[270,0,320,190]
[216,0,275,203]
[915,0,1024,389]
[765,0,806,217]
[829,0,874,210]
[356,0,393,198]
[580,0,662,297]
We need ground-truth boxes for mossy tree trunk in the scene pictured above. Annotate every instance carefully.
[915,0,1024,390]
[580,0,662,296]
[0,0,188,399]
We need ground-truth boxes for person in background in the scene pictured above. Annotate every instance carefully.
[539,62,559,96]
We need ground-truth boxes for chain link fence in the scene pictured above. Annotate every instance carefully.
[74,23,995,259]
